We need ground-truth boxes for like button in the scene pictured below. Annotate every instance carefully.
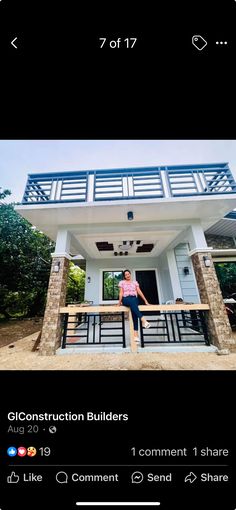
[7,471,20,484]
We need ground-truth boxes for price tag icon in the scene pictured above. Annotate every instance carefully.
[192,35,207,51]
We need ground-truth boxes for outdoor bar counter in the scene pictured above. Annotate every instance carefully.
[60,304,210,351]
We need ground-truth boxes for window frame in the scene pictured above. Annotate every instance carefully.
[102,270,123,302]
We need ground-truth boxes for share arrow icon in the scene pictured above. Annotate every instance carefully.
[184,471,197,483]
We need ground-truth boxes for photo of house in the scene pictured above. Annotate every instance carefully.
[1,140,236,369]
[15,162,236,355]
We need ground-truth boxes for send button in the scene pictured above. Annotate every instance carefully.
[147,473,172,482]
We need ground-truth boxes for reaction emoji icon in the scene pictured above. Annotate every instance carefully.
[18,446,27,457]
[7,446,17,457]
[27,446,37,457]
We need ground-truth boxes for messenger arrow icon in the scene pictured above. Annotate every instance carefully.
[11,37,18,49]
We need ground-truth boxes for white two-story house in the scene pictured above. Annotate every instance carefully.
[16,163,236,354]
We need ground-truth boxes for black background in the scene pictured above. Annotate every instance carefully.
[0,0,236,138]
[0,1,236,509]
[0,372,235,509]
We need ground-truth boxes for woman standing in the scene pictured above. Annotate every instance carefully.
[118,269,150,342]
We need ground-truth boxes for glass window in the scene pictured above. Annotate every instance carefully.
[103,271,123,300]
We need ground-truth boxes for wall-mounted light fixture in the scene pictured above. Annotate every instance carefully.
[203,255,211,267]
[183,266,189,275]
[127,211,134,221]
[87,276,91,283]
[52,261,60,273]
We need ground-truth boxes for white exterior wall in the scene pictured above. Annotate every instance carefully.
[161,221,206,302]
[157,252,174,303]
[174,243,200,303]
[85,258,161,304]
[166,250,183,299]
[84,246,200,305]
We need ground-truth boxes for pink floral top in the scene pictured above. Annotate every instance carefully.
[118,280,139,297]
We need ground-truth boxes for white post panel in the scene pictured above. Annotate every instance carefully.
[187,223,208,251]
[55,179,62,201]
[50,180,57,201]
[128,176,134,196]
[160,169,170,198]
[122,176,128,197]
[55,228,72,255]
[194,172,204,193]
[87,174,94,202]
[167,250,182,299]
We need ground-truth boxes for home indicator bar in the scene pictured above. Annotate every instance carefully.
[76,504,161,507]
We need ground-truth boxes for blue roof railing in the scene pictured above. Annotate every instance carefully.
[21,163,236,204]
[225,211,236,220]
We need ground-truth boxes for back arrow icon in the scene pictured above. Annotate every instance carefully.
[11,37,18,49]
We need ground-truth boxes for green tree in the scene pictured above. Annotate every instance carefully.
[103,271,122,300]
[214,262,236,297]
[0,188,11,201]
[0,204,55,318]
[66,264,85,303]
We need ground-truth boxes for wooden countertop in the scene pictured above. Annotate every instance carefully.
[60,304,210,313]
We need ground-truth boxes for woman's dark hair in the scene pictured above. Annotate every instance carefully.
[123,269,131,278]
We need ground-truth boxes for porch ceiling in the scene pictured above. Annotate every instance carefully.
[71,230,180,258]
[16,194,236,257]
[205,217,236,237]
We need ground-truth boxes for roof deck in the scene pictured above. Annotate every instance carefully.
[21,163,236,204]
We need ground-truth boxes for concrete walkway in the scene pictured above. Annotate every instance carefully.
[0,331,236,370]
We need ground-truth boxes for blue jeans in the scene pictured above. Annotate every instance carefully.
[122,296,143,331]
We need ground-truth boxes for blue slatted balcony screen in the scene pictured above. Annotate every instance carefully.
[22,164,236,204]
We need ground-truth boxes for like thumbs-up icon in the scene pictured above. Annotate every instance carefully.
[7,471,20,483]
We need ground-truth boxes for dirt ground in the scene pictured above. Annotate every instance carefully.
[0,329,236,370]
[0,318,43,347]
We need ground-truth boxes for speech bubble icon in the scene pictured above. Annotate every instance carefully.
[131,471,144,483]
[56,471,68,484]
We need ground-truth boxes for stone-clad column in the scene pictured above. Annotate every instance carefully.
[190,250,236,351]
[39,256,70,355]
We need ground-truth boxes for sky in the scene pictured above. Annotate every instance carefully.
[0,139,236,202]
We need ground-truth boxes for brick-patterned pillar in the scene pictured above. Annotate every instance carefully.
[39,256,70,355]
[191,250,236,351]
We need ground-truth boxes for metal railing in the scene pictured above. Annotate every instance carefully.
[22,163,236,204]
[23,172,88,203]
[139,310,209,347]
[61,312,126,348]
[60,304,210,349]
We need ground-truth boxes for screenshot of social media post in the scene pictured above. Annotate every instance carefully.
[0,371,235,510]
[0,140,236,510]
[1,3,236,510]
